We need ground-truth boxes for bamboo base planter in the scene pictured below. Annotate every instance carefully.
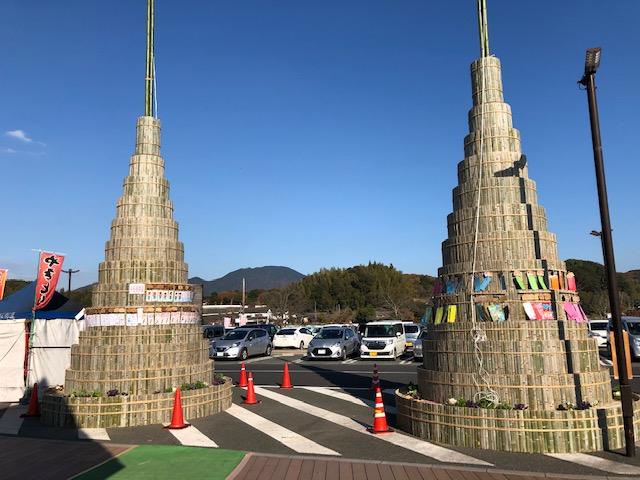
[395,389,640,453]
[41,380,233,428]
[40,323,232,428]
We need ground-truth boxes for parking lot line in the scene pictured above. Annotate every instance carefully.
[546,453,640,475]
[0,403,25,435]
[244,356,275,364]
[164,424,219,448]
[226,404,340,456]
[254,386,490,466]
[78,428,110,441]
[300,387,398,415]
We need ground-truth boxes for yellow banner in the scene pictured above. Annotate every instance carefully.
[0,269,7,301]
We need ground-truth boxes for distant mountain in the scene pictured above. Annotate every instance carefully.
[190,266,305,296]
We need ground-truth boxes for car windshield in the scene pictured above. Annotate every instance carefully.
[417,330,427,339]
[626,322,640,336]
[589,322,608,331]
[277,329,296,335]
[365,325,396,337]
[317,329,343,339]
[222,330,248,341]
[404,325,419,333]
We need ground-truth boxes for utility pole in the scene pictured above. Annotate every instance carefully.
[579,47,635,457]
[62,268,80,293]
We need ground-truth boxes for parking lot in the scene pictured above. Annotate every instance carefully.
[4,350,640,478]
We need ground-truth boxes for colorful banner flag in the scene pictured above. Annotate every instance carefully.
[34,251,65,310]
[0,269,7,301]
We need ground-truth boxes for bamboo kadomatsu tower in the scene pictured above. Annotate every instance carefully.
[395,0,640,453]
[42,0,232,428]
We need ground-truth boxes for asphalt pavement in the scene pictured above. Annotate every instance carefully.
[213,349,419,390]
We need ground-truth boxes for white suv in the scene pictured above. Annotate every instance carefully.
[587,320,608,348]
[360,321,406,359]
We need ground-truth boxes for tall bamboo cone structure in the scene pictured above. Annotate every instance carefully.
[41,0,232,428]
[395,0,639,453]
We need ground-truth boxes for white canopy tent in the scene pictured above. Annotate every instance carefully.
[0,283,84,401]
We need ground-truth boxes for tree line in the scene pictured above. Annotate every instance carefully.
[205,262,434,323]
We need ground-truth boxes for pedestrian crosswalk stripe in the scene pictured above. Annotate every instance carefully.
[78,428,110,441]
[226,404,340,456]
[164,424,218,448]
[0,403,25,435]
[254,386,490,465]
[546,453,640,475]
[301,387,397,415]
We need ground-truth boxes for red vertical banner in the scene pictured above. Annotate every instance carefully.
[33,252,65,310]
[0,269,7,300]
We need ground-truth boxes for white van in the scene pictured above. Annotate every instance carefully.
[360,320,406,359]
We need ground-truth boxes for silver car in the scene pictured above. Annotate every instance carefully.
[608,317,640,360]
[210,328,272,360]
[413,329,427,361]
[403,322,421,351]
[307,327,359,360]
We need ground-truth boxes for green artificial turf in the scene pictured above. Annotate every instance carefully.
[75,445,245,480]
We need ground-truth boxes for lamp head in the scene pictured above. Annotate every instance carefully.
[584,48,602,76]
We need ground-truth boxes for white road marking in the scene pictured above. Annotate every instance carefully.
[215,369,414,374]
[292,359,303,364]
[546,453,640,475]
[254,386,490,466]
[244,356,275,364]
[164,424,218,448]
[226,404,339,456]
[301,387,397,414]
[78,428,110,441]
[0,403,25,435]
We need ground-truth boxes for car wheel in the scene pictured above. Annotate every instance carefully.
[299,341,305,350]
[265,344,272,356]
[341,348,347,361]
[240,348,248,361]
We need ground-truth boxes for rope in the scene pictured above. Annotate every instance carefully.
[153,54,158,118]
[0,330,23,365]
[468,56,500,406]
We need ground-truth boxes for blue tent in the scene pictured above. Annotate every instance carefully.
[0,282,82,320]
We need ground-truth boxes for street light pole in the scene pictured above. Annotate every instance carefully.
[579,48,635,457]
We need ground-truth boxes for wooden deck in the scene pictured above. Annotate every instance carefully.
[227,453,582,480]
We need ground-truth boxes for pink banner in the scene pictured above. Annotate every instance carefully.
[34,252,65,310]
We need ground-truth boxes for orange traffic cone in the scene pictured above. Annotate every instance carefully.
[370,364,380,390]
[21,383,40,417]
[237,362,248,387]
[242,372,260,405]
[279,362,293,389]
[368,386,393,434]
[164,388,190,429]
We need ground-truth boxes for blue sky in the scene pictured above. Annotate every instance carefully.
[1,1,638,288]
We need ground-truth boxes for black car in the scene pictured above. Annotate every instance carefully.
[202,324,226,340]
[235,323,279,340]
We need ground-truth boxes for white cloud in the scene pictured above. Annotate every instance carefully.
[5,129,46,147]
[6,129,33,143]
[0,147,17,154]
